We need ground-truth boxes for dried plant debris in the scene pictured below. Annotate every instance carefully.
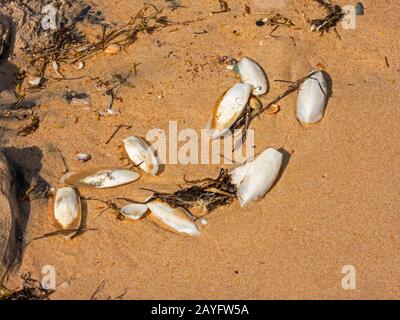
[310,0,345,36]
[140,169,237,215]
[165,0,185,11]
[1,0,105,58]
[17,113,39,136]
[63,89,90,105]
[0,272,53,300]
[256,13,295,37]
[27,5,170,75]
[23,175,53,200]
[212,0,231,14]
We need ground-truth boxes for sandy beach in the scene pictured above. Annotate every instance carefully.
[0,0,399,299]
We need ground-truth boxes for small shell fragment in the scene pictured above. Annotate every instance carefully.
[27,76,42,87]
[123,136,160,176]
[120,203,148,221]
[72,61,84,70]
[237,57,268,96]
[75,153,91,162]
[230,148,283,207]
[205,83,252,139]
[105,44,121,54]
[64,168,140,189]
[53,187,82,238]
[268,104,280,114]
[296,70,329,124]
[147,200,200,236]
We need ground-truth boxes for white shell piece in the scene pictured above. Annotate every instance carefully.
[230,148,283,207]
[147,200,200,236]
[120,203,148,221]
[53,187,81,238]
[123,136,160,176]
[206,83,252,139]
[296,70,328,124]
[237,57,268,96]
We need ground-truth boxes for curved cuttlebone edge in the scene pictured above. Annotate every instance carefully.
[147,200,200,236]
[120,203,149,221]
[52,186,82,239]
[204,117,232,140]
[238,57,268,96]
[296,70,329,124]
[122,136,161,176]
[231,148,283,207]
[62,168,141,189]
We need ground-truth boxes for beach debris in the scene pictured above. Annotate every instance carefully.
[205,83,252,139]
[255,13,295,37]
[268,104,280,114]
[52,187,82,239]
[249,97,262,110]
[27,76,43,87]
[120,203,148,221]
[0,151,19,278]
[236,57,268,96]
[296,70,329,124]
[27,5,170,76]
[166,0,185,11]
[72,61,84,70]
[105,124,132,144]
[147,200,200,236]
[51,61,64,78]
[23,175,53,200]
[139,169,237,214]
[64,90,91,105]
[17,114,40,136]
[63,168,141,189]
[104,44,121,54]
[75,153,91,162]
[310,0,345,36]
[200,218,208,225]
[0,272,53,300]
[229,148,283,207]
[230,71,322,145]
[355,2,365,16]
[122,136,160,176]
[212,0,231,14]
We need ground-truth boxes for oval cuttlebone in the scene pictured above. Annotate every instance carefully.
[205,83,252,139]
[147,200,200,236]
[63,168,140,189]
[296,70,328,124]
[53,187,82,238]
[120,203,148,221]
[237,57,268,96]
[123,136,160,176]
[229,148,283,207]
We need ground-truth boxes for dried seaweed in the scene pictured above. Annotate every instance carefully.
[310,0,345,37]
[256,13,295,38]
[17,113,39,136]
[137,169,237,215]
[0,272,53,300]
[27,5,170,75]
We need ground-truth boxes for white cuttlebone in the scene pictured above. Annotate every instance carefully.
[120,203,148,221]
[205,83,252,139]
[123,136,160,176]
[64,169,140,189]
[53,187,81,238]
[147,200,200,236]
[296,70,328,124]
[229,148,283,207]
[237,57,268,96]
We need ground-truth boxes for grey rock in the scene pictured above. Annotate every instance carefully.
[0,150,18,278]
